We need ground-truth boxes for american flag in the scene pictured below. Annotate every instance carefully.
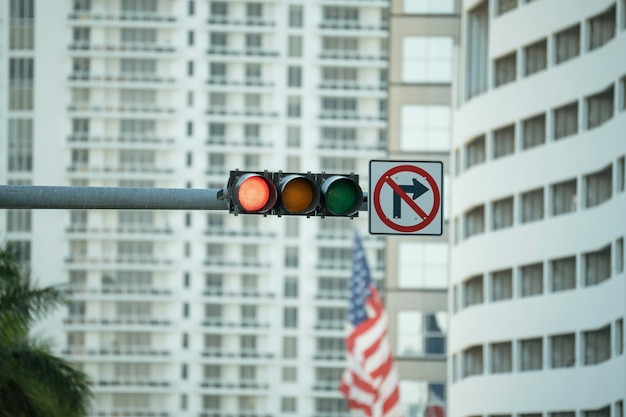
[339,232,402,417]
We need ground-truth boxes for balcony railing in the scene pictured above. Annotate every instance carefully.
[314,321,344,331]
[63,284,172,296]
[199,379,269,389]
[96,379,170,387]
[201,318,270,329]
[201,348,274,359]
[68,72,176,84]
[206,16,276,26]
[66,164,175,175]
[205,108,278,118]
[89,410,170,417]
[318,139,386,151]
[319,50,388,61]
[203,288,275,298]
[68,11,177,22]
[206,46,279,57]
[64,315,172,326]
[314,351,347,360]
[206,77,274,87]
[205,137,273,148]
[67,103,176,114]
[67,134,176,145]
[315,290,349,300]
[319,20,388,31]
[63,345,170,357]
[319,111,386,121]
[319,80,387,91]
[69,42,176,53]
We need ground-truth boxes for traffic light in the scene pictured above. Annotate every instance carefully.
[227,170,363,217]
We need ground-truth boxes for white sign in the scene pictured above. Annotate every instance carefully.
[369,160,443,236]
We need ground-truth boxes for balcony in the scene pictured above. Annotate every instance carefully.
[313,381,341,391]
[206,77,274,89]
[65,225,173,236]
[201,348,274,360]
[64,315,172,327]
[319,80,387,92]
[204,137,274,153]
[66,164,175,177]
[206,16,276,27]
[64,284,172,297]
[206,46,279,58]
[314,321,344,331]
[96,379,170,388]
[67,103,176,115]
[68,72,176,87]
[319,50,388,63]
[199,379,269,390]
[315,290,349,300]
[200,412,271,417]
[319,111,386,121]
[319,19,388,32]
[203,288,275,300]
[64,255,173,266]
[67,134,176,147]
[313,351,347,361]
[69,42,176,55]
[205,108,279,119]
[62,345,170,357]
[317,139,386,152]
[68,11,177,24]
[89,410,170,417]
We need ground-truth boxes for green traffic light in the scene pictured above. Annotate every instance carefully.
[325,179,358,215]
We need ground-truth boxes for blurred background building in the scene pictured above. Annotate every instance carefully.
[386,0,459,415]
[449,1,625,416]
[0,0,393,415]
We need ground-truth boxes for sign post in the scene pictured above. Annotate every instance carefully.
[369,160,443,236]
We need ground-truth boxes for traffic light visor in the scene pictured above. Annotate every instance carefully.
[277,175,320,214]
[320,176,363,216]
[233,174,277,213]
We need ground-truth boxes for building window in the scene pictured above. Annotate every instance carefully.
[462,345,483,378]
[616,238,624,274]
[400,105,451,152]
[466,1,489,99]
[9,58,34,111]
[522,113,546,150]
[402,37,453,83]
[287,66,302,87]
[287,126,300,147]
[465,135,486,170]
[7,119,33,172]
[519,338,542,371]
[282,366,297,382]
[281,397,297,413]
[464,205,485,239]
[551,179,577,216]
[585,165,612,208]
[617,156,625,193]
[398,242,448,289]
[490,342,512,373]
[496,0,517,16]
[399,382,446,417]
[287,96,301,118]
[282,337,297,358]
[554,24,580,65]
[6,209,32,232]
[6,241,31,265]
[288,35,302,57]
[551,333,576,368]
[524,39,547,76]
[10,0,34,50]
[494,52,516,87]
[288,5,303,28]
[403,0,455,14]
[551,256,576,292]
[583,407,611,417]
[520,188,544,223]
[492,196,514,230]
[463,275,484,308]
[491,269,513,301]
[492,124,515,159]
[586,85,614,130]
[520,262,543,297]
[584,325,611,365]
[587,5,616,51]
[397,311,447,357]
[585,245,611,286]
[284,276,298,298]
[283,307,298,329]
[553,101,578,140]
[615,318,623,356]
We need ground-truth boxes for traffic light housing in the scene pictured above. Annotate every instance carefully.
[227,170,363,217]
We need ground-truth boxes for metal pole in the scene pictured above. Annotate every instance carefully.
[0,186,229,210]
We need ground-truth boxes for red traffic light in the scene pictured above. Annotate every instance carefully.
[230,173,277,214]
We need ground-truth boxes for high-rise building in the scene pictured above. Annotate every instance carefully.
[385,0,459,415]
[449,1,626,416]
[0,1,390,416]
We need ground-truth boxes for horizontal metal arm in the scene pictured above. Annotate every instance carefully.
[0,186,228,210]
[0,185,369,212]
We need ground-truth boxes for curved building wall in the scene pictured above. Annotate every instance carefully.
[449,1,626,416]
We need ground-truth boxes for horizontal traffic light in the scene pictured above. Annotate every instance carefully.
[227,170,363,217]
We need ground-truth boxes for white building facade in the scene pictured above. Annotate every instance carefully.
[0,0,389,416]
[449,1,626,417]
